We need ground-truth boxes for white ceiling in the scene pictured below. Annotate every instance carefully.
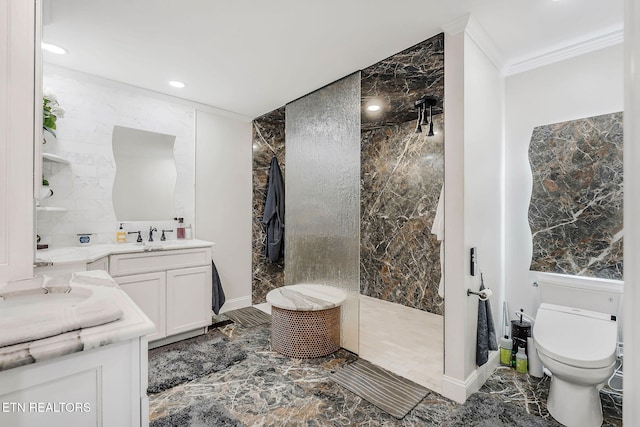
[42,0,624,119]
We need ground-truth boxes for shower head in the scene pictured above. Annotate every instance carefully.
[415,96,438,135]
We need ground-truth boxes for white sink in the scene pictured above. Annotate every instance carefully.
[142,242,164,251]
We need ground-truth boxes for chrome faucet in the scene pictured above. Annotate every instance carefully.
[148,226,157,242]
[161,229,173,241]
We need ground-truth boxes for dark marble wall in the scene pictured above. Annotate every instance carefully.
[528,112,623,280]
[252,107,285,304]
[360,33,445,314]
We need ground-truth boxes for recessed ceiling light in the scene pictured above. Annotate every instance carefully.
[366,104,381,112]
[169,80,186,88]
[41,42,67,55]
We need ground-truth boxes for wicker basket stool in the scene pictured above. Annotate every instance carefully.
[266,284,347,359]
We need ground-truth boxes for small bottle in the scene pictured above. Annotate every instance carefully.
[116,223,127,243]
[516,346,528,374]
[185,223,192,239]
[175,217,185,239]
[500,335,512,366]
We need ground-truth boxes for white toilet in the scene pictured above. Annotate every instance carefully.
[534,303,617,427]
[532,276,621,427]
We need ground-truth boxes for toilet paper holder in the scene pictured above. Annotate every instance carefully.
[467,288,493,301]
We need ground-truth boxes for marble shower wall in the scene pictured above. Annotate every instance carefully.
[528,112,623,280]
[360,33,445,314]
[252,107,286,304]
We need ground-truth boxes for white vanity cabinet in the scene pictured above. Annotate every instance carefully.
[109,247,213,346]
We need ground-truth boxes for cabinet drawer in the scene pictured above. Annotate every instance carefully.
[109,247,212,277]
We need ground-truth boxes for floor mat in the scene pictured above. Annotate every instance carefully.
[330,359,428,419]
[148,330,247,394]
[150,399,245,427]
[440,393,563,426]
[224,306,271,328]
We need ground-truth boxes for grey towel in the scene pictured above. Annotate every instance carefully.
[262,156,285,262]
[476,274,498,366]
[212,260,226,315]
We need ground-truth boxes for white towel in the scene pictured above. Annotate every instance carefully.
[431,186,445,298]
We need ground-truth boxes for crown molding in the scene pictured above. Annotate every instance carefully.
[441,14,504,72]
[465,15,505,72]
[441,14,470,36]
[504,28,624,76]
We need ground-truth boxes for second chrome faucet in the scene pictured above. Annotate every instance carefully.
[148,226,158,242]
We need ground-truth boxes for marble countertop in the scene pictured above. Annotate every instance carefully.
[35,239,215,266]
[0,270,155,372]
[266,284,347,311]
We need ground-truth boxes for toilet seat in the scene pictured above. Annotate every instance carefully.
[534,303,617,369]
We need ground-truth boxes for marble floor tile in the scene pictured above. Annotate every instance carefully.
[151,305,622,426]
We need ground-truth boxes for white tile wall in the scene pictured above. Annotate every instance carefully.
[39,66,195,248]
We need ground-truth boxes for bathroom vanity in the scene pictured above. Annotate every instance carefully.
[0,271,155,427]
[35,240,214,347]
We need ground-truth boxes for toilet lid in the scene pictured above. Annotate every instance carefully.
[533,303,618,369]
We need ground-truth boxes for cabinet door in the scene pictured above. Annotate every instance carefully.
[0,0,36,284]
[116,272,166,342]
[166,265,212,336]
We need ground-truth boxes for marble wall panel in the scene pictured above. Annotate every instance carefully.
[252,107,286,304]
[360,34,445,314]
[362,34,444,131]
[528,112,623,279]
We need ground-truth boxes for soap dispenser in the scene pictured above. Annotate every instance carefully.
[116,223,126,243]
[174,217,185,239]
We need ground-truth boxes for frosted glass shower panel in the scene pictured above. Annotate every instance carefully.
[112,126,177,221]
[285,72,361,353]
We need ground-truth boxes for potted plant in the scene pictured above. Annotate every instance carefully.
[42,89,64,144]
[40,177,53,199]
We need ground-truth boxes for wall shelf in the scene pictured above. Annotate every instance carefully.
[42,153,71,165]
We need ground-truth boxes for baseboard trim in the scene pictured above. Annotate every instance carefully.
[441,351,499,403]
[219,295,252,313]
[148,328,206,349]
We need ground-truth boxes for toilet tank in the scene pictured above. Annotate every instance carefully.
[532,272,623,318]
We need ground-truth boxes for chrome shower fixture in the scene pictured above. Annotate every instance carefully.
[414,96,437,136]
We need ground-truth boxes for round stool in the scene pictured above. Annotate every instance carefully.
[266,284,346,359]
